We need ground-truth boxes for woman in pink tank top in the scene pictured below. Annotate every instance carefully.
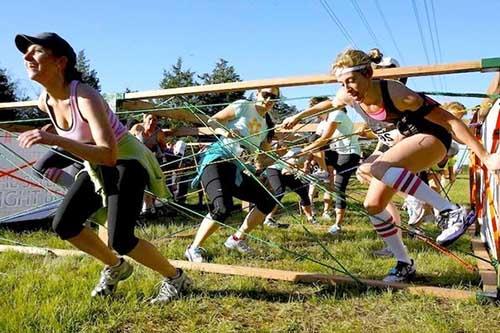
[16,32,191,303]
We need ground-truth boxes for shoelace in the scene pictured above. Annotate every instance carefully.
[157,281,178,299]
[96,266,119,289]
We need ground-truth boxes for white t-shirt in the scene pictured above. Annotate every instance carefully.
[327,110,361,155]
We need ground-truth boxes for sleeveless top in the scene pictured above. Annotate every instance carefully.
[46,80,127,143]
[353,79,451,149]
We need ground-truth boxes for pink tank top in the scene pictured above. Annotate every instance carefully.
[46,81,127,143]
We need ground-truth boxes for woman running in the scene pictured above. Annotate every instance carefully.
[16,32,191,303]
[184,88,278,263]
[282,48,500,282]
[293,106,361,235]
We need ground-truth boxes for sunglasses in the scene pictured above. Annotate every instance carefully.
[261,91,279,101]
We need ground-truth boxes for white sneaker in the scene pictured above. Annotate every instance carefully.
[184,246,207,263]
[224,235,254,254]
[91,258,133,297]
[312,170,330,183]
[382,260,416,283]
[328,224,341,235]
[372,246,394,257]
[150,269,192,304]
[307,216,318,224]
[404,196,425,226]
[264,217,280,228]
[321,212,332,220]
[436,206,473,246]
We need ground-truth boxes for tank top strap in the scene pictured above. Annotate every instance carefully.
[379,80,400,115]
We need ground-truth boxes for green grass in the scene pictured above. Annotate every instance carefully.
[0,173,499,332]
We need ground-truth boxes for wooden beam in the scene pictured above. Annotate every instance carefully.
[0,244,477,299]
[0,100,37,109]
[1,59,496,109]
[170,260,475,300]
[0,244,83,257]
[122,61,484,101]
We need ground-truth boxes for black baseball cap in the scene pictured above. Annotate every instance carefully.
[15,32,76,66]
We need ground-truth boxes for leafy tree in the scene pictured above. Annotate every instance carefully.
[270,99,298,123]
[0,67,22,121]
[76,50,101,91]
[197,58,245,115]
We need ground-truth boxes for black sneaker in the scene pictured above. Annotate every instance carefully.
[382,259,416,283]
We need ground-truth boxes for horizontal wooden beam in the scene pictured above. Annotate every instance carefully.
[1,58,497,110]
[122,60,485,101]
[0,244,475,300]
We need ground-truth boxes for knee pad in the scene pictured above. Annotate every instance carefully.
[210,203,230,222]
[256,198,276,215]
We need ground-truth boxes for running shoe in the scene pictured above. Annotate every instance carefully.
[328,223,342,235]
[404,196,425,226]
[150,269,192,304]
[436,206,473,246]
[91,258,133,297]
[321,212,333,220]
[264,217,280,228]
[184,245,207,263]
[308,216,318,224]
[224,236,254,254]
[382,260,416,283]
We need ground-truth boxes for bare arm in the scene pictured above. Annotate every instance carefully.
[206,105,237,137]
[389,81,491,163]
[301,121,338,154]
[282,90,349,129]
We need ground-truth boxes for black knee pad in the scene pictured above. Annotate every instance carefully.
[256,198,276,215]
[210,203,230,222]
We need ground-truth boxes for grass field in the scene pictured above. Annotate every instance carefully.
[0,173,499,332]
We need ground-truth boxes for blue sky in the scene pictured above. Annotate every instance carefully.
[1,0,499,113]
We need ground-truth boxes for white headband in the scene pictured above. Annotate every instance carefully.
[334,64,369,77]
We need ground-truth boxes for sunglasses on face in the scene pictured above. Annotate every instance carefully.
[261,91,279,101]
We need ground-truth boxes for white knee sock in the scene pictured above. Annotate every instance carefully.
[370,210,410,264]
[381,167,456,212]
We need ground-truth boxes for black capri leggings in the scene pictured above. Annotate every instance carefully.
[266,167,311,206]
[325,151,360,209]
[201,161,276,222]
[52,159,147,255]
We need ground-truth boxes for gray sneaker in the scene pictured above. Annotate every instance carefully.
[150,269,192,304]
[328,223,341,235]
[184,246,207,263]
[91,258,133,297]
[224,235,253,254]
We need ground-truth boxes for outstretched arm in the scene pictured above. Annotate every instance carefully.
[281,90,350,129]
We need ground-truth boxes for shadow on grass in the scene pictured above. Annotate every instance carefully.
[186,282,384,303]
